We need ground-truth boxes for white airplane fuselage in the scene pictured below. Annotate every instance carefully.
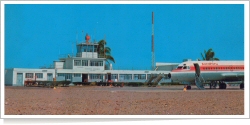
[170,61,244,84]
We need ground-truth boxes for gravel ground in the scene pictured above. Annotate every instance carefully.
[4,86,244,115]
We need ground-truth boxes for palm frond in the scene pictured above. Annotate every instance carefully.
[201,53,206,60]
[213,58,220,61]
[97,39,115,64]
[105,55,115,63]
[201,48,219,61]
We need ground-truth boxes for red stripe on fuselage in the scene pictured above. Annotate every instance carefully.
[172,65,244,72]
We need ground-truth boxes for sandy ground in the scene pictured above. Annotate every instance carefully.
[4,85,244,115]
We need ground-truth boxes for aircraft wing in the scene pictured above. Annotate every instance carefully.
[221,73,244,81]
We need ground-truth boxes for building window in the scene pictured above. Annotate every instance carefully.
[74,60,81,66]
[25,73,33,78]
[58,73,72,80]
[147,74,151,79]
[74,74,81,77]
[94,45,97,52]
[82,60,88,66]
[90,61,103,66]
[119,74,132,80]
[90,74,103,79]
[65,74,72,80]
[35,73,43,78]
[111,74,118,79]
[79,45,88,52]
[58,73,65,77]
[134,74,146,80]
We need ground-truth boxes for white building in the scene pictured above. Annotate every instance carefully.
[5,34,179,86]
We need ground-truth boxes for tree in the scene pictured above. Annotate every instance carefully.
[97,39,115,64]
[200,48,219,61]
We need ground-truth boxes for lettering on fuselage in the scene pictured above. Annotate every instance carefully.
[201,63,218,65]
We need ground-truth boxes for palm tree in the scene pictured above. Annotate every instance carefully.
[97,39,115,64]
[200,48,219,61]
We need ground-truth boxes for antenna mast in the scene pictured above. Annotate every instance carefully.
[72,41,74,57]
[76,31,78,44]
[82,30,84,42]
[104,35,106,58]
[151,12,155,70]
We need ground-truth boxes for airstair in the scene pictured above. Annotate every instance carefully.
[145,73,165,87]
[145,74,157,86]
[194,63,205,90]
[153,74,164,85]
[194,73,205,89]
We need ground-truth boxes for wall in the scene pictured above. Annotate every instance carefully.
[64,58,73,69]
[9,68,55,86]
[54,62,64,69]
[81,52,98,58]
[5,69,13,86]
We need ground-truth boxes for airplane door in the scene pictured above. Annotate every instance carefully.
[193,63,200,77]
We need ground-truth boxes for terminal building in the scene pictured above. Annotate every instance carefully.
[5,34,179,86]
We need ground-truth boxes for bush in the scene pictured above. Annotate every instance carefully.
[126,82,144,87]
[73,82,90,86]
[90,82,96,86]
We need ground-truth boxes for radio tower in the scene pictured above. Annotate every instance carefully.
[151,12,155,70]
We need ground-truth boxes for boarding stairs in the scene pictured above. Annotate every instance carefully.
[145,74,157,86]
[195,73,205,90]
[153,74,164,85]
[145,73,165,87]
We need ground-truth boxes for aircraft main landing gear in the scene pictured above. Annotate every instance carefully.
[209,81,217,89]
[219,81,227,89]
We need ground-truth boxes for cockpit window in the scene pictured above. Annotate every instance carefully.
[177,66,183,69]
[183,66,190,70]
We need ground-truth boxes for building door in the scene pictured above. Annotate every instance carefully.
[16,73,23,86]
[107,73,111,82]
[47,73,53,81]
[82,74,88,82]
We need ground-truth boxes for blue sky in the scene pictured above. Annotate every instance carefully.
[4,4,245,70]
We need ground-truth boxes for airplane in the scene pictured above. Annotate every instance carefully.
[167,60,244,90]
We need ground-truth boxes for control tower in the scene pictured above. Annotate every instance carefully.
[55,33,106,71]
[76,33,99,58]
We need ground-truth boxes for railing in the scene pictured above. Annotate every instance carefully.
[58,53,106,59]
[39,65,55,69]
[111,66,152,70]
